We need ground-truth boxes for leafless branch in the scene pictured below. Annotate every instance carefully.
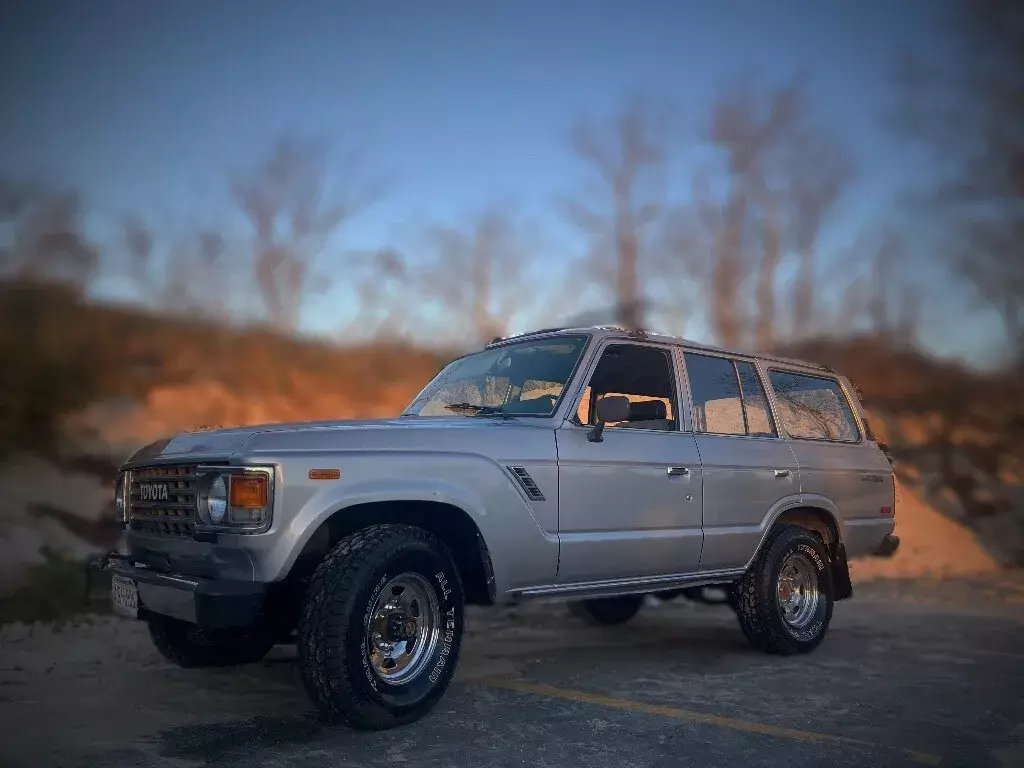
[0,182,98,292]
[414,207,542,344]
[231,135,383,331]
[565,97,669,330]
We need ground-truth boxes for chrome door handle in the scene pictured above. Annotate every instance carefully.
[667,466,690,476]
[774,469,791,478]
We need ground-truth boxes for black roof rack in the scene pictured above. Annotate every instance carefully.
[485,327,573,347]
[484,325,828,370]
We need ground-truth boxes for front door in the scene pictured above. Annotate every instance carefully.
[680,352,801,571]
[555,342,704,584]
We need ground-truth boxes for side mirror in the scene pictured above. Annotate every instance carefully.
[588,395,630,442]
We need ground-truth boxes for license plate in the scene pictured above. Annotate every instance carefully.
[111,574,139,618]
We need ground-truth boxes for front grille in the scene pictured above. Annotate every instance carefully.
[128,465,199,537]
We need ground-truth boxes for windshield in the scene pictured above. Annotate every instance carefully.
[402,334,590,417]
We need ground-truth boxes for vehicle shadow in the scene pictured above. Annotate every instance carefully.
[149,606,755,764]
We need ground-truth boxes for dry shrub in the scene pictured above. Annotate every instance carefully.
[0,281,112,457]
[0,280,456,461]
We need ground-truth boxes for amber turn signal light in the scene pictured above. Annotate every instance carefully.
[309,468,341,480]
[230,475,268,508]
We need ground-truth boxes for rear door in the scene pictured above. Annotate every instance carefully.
[763,367,895,556]
[681,352,801,571]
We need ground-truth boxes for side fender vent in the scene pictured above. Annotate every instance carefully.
[507,466,546,501]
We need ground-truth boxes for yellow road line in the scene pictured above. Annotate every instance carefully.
[479,678,943,766]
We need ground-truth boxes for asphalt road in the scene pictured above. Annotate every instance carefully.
[2,575,1023,768]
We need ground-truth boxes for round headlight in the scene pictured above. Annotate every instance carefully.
[207,475,228,525]
[114,474,126,522]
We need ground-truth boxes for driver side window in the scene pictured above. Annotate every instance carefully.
[575,344,679,432]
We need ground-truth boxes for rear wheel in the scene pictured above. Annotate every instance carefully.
[147,615,276,668]
[297,524,464,730]
[735,525,834,655]
[568,594,644,626]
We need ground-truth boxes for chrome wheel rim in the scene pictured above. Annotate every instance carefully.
[776,552,821,630]
[366,573,440,685]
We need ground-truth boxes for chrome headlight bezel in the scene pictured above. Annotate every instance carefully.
[195,465,275,535]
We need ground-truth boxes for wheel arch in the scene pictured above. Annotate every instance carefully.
[771,506,841,548]
[745,499,845,570]
[746,500,852,602]
[289,500,496,607]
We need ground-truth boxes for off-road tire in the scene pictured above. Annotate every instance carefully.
[568,594,644,626]
[147,615,276,668]
[297,524,464,730]
[735,524,834,655]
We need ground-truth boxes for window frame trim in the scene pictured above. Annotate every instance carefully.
[734,359,780,439]
[563,338,687,435]
[680,349,781,440]
[764,366,864,445]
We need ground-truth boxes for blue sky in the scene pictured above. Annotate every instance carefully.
[0,0,1003,365]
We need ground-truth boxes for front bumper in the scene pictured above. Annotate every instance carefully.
[96,553,265,631]
[873,534,900,558]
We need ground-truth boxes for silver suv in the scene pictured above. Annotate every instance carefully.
[101,326,899,729]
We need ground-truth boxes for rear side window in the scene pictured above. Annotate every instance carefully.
[767,370,860,442]
[684,353,777,437]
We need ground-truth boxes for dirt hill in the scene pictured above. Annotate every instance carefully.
[0,282,1020,620]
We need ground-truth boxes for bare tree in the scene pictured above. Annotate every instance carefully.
[232,136,381,331]
[121,215,231,321]
[563,98,667,330]
[705,80,805,348]
[894,0,1024,365]
[669,79,850,351]
[414,207,540,345]
[754,196,782,350]
[0,180,98,292]
[785,129,851,337]
[342,247,409,340]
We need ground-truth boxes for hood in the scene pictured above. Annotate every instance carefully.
[121,416,535,467]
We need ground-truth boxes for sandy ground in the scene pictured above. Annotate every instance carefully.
[2,574,1023,768]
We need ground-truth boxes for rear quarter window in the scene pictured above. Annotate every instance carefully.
[767,370,860,442]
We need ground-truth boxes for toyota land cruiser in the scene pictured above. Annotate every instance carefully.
[100,326,899,729]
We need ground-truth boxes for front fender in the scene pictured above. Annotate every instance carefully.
[237,452,559,596]
[281,476,492,575]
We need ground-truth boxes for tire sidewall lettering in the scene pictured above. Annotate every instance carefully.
[428,571,456,683]
[428,606,457,684]
[795,542,826,573]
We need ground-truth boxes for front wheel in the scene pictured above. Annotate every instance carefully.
[735,525,834,655]
[297,524,465,730]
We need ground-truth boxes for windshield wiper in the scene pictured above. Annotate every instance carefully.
[443,402,511,418]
